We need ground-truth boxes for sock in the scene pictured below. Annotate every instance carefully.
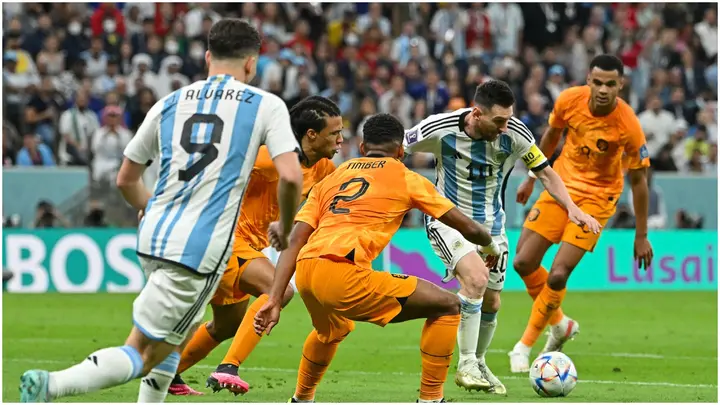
[476,311,497,363]
[521,267,565,325]
[457,293,482,366]
[520,284,567,347]
[294,330,343,401]
[48,345,143,400]
[419,314,460,401]
[178,322,220,374]
[137,351,180,403]
[221,294,269,366]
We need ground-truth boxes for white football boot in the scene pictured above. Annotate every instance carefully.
[541,316,580,354]
[454,359,492,391]
[477,360,507,395]
[508,341,532,374]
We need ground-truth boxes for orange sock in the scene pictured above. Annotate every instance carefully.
[419,314,460,401]
[294,330,342,401]
[221,294,269,366]
[520,284,566,347]
[178,322,220,374]
[521,267,565,326]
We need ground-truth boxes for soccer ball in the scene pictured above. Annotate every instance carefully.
[529,351,578,397]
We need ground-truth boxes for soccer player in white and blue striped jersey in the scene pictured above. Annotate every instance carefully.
[19,19,304,403]
[404,80,599,395]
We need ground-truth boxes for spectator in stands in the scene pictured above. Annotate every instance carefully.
[379,75,414,127]
[320,75,353,116]
[683,124,711,163]
[4,51,39,133]
[16,133,55,167]
[90,106,132,183]
[184,3,221,39]
[639,94,677,157]
[486,3,525,57]
[36,34,65,77]
[694,7,717,62]
[24,76,61,146]
[81,37,109,79]
[58,89,98,166]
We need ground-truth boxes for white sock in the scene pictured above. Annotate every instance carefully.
[457,293,483,366]
[513,340,532,354]
[476,312,498,363]
[137,351,180,403]
[48,345,143,400]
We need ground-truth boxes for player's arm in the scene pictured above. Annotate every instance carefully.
[524,89,569,183]
[256,188,320,336]
[117,100,162,210]
[625,116,653,268]
[263,97,304,241]
[403,111,458,155]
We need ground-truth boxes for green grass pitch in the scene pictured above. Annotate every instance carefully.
[3,291,717,402]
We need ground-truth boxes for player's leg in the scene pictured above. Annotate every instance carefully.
[168,255,251,395]
[509,196,573,372]
[20,259,217,402]
[384,275,466,402]
[291,258,356,403]
[538,212,611,354]
[208,256,295,394]
[473,235,509,395]
[169,299,249,396]
[425,218,490,391]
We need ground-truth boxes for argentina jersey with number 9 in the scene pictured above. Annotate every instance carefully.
[124,74,299,275]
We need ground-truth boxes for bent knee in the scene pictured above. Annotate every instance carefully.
[205,319,239,342]
[548,265,573,289]
[513,254,540,276]
[442,293,461,316]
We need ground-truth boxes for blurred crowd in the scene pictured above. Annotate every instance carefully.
[1,2,717,228]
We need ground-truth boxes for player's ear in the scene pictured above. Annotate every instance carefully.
[359,142,367,156]
[585,74,592,86]
[396,144,405,160]
[205,50,211,68]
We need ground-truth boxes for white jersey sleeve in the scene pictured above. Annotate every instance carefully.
[404,109,471,154]
[124,100,162,166]
[507,117,548,172]
[259,94,300,159]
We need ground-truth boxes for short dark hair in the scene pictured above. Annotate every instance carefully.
[473,80,515,110]
[207,19,262,60]
[289,96,342,141]
[362,113,405,146]
[589,54,624,76]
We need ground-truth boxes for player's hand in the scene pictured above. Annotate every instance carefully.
[568,206,602,234]
[253,297,282,336]
[516,178,535,205]
[634,236,653,270]
[267,221,289,251]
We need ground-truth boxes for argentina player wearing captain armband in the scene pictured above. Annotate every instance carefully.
[403,80,601,395]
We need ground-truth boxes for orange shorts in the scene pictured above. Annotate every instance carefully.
[523,190,615,252]
[209,240,266,306]
[295,257,418,343]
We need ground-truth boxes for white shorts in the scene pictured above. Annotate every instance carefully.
[425,218,509,291]
[133,257,225,346]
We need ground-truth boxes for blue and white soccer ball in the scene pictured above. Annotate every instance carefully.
[529,351,578,397]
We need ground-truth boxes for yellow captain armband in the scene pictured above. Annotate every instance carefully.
[521,144,546,170]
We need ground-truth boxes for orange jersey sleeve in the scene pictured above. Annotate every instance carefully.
[405,170,455,219]
[234,151,334,253]
[549,86,642,204]
[547,86,582,129]
[297,158,428,269]
[621,112,651,170]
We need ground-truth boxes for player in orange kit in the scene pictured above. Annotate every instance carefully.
[254,113,504,403]
[168,96,342,395]
[507,54,654,372]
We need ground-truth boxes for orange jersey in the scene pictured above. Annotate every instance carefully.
[234,146,335,252]
[295,157,456,269]
[549,86,650,202]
